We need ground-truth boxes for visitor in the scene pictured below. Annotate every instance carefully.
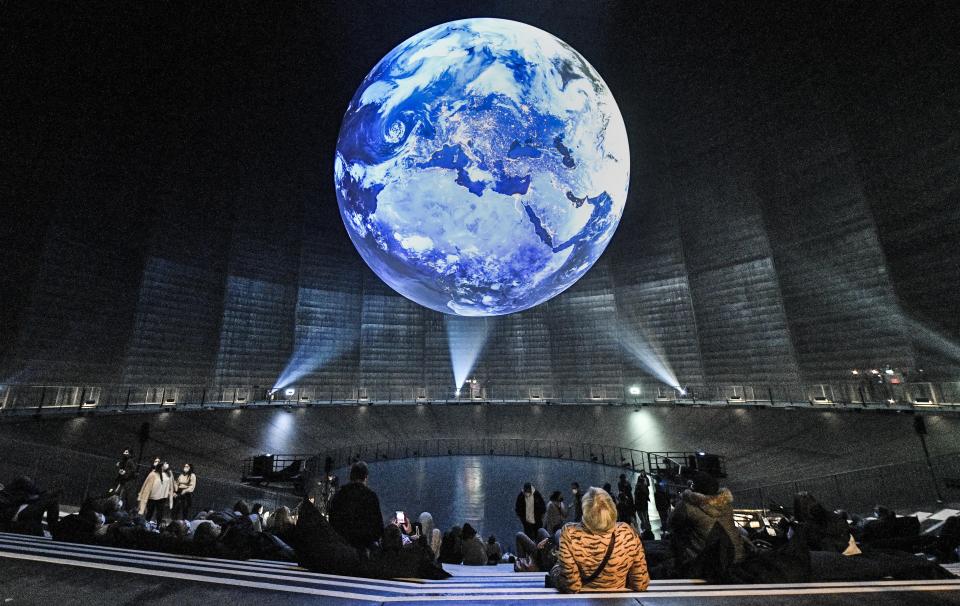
[570,482,584,522]
[418,511,442,558]
[327,461,384,552]
[617,490,635,524]
[618,473,632,496]
[634,474,650,531]
[602,482,613,495]
[486,534,503,565]
[514,482,545,540]
[514,527,558,572]
[172,463,196,520]
[461,522,488,565]
[549,486,649,592]
[138,460,174,524]
[111,448,137,512]
[545,490,567,533]
[667,471,745,576]
[653,472,671,532]
[438,525,463,564]
[0,476,61,536]
[265,505,297,547]
[791,492,858,554]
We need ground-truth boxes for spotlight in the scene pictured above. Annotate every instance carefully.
[628,385,641,396]
[678,387,688,397]
[284,388,296,397]
[884,369,895,375]
[851,369,859,375]
[887,398,896,404]
[870,369,880,375]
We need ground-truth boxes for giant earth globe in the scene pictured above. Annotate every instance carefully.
[335,18,629,316]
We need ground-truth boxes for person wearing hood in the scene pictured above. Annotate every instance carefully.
[514,482,546,540]
[112,448,138,512]
[461,523,488,565]
[418,511,442,558]
[667,472,745,572]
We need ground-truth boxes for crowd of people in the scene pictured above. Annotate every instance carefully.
[1,454,957,594]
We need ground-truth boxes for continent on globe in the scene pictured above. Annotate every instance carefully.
[335,18,629,316]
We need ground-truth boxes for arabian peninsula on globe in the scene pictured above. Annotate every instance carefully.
[335,18,629,316]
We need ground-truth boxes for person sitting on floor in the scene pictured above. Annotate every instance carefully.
[549,486,649,593]
[486,535,503,565]
[327,461,384,553]
[792,492,859,555]
[0,476,61,536]
[461,523,488,565]
[438,525,463,564]
[667,471,745,575]
[514,526,559,572]
[418,511,442,559]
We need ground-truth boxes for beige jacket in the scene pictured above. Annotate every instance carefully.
[138,471,174,514]
[175,472,196,495]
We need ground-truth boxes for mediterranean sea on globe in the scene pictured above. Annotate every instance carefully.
[335,18,629,316]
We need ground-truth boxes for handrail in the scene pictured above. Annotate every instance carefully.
[2,380,959,417]
[239,439,728,485]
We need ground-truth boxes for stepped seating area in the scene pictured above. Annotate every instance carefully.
[2,531,959,605]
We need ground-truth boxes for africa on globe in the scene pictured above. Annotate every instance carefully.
[335,18,629,316]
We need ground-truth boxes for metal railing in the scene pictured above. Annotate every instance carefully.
[2,380,959,418]
[731,451,960,515]
[238,440,726,485]
[647,451,727,478]
[0,436,300,511]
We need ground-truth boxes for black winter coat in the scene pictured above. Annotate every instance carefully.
[668,489,745,566]
[514,491,546,525]
[328,481,384,550]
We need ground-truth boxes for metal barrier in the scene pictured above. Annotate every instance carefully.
[0,437,300,511]
[239,440,726,487]
[3,380,960,417]
[731,451,960,515]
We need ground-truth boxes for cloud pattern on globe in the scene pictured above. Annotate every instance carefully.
[335,18,629,316]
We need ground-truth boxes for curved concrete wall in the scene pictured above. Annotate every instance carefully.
[1,3,959,399]
[1,405,957,491]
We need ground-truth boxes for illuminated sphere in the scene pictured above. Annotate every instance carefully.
[335,18,629,316]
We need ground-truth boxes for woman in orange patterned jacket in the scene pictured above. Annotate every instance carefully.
[550,486,649,593]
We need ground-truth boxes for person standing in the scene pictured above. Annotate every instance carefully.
[617,491,635,524]
[111,448,137,512]
[514,483,546,540]
[617,473,632,496]
[570,482,584,522]
[139,460,174,523]
[634,474,651,531]
[544,490,567,533]
[328,461,383,552]
[653,473,671,534]
[173,463,197,520]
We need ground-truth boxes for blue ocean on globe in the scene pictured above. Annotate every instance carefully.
[335,18,629,316]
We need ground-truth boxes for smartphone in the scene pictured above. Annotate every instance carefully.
[396,511,405,525]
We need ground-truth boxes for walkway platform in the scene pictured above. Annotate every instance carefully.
[1,531,959,605]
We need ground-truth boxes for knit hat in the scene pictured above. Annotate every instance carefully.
[691,471,720,496]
